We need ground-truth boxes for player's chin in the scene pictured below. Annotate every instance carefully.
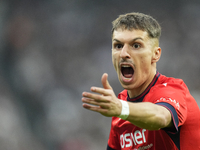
[121,84,134,91]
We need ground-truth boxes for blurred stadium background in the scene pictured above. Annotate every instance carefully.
[0,0,200,149]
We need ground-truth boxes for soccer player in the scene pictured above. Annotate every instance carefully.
[82,12,200,150]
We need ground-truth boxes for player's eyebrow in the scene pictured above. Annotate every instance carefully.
[112,37,144,43]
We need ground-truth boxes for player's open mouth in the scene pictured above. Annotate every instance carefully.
[120,64,134,83]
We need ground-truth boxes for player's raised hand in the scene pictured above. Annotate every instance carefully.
[82,73,122,117]
[101,73,112,90]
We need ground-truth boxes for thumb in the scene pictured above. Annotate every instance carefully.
[101,73,112,89]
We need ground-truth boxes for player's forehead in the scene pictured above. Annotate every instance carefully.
[112,29,149,42]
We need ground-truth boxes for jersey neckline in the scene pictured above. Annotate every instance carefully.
[127,71,160,102]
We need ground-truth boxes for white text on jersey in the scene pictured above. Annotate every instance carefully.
[120,129,146,148]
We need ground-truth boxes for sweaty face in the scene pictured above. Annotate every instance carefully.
[112,29,159,98]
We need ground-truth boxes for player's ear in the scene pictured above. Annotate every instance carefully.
[152,47,161,63]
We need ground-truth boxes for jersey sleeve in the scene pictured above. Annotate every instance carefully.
[156,102,179,133]
[147,82,187,132]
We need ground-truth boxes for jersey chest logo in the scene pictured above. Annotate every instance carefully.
[120,129,154,149]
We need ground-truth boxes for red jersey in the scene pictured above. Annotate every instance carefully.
[107,72,200,150]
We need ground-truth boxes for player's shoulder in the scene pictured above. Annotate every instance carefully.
[156,74,187,89]
[145,74,189,103]
[148,73,188,97]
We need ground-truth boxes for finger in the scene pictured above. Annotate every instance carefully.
[90,87,111,96]
[82,97,99,105]
[82,103,100,110]
[82,103,109,114]
[101,73,112,90]
[82,92,108,103]
[82,97,110,108]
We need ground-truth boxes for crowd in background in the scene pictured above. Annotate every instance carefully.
[0,0,200,150]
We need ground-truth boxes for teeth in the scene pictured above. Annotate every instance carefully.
[121,65,131,67]
[124,77,132,79]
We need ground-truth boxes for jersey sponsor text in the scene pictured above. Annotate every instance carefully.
[120,129,147,148]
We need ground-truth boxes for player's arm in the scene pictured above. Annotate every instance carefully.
[126,102,173,130]
[82,73,173,130]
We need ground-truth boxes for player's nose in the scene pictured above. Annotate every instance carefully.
[120,45,131,59]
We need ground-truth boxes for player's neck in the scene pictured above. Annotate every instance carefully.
[128,70,157,98]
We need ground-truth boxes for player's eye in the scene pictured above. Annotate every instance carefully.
[114,44,123,49]
[133,43,141,49]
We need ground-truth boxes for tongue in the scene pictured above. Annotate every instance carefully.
[122,67,133,78]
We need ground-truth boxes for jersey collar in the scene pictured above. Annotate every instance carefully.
[127,71,160,102]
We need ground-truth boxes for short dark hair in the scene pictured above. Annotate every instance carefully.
[112,12,161,39]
